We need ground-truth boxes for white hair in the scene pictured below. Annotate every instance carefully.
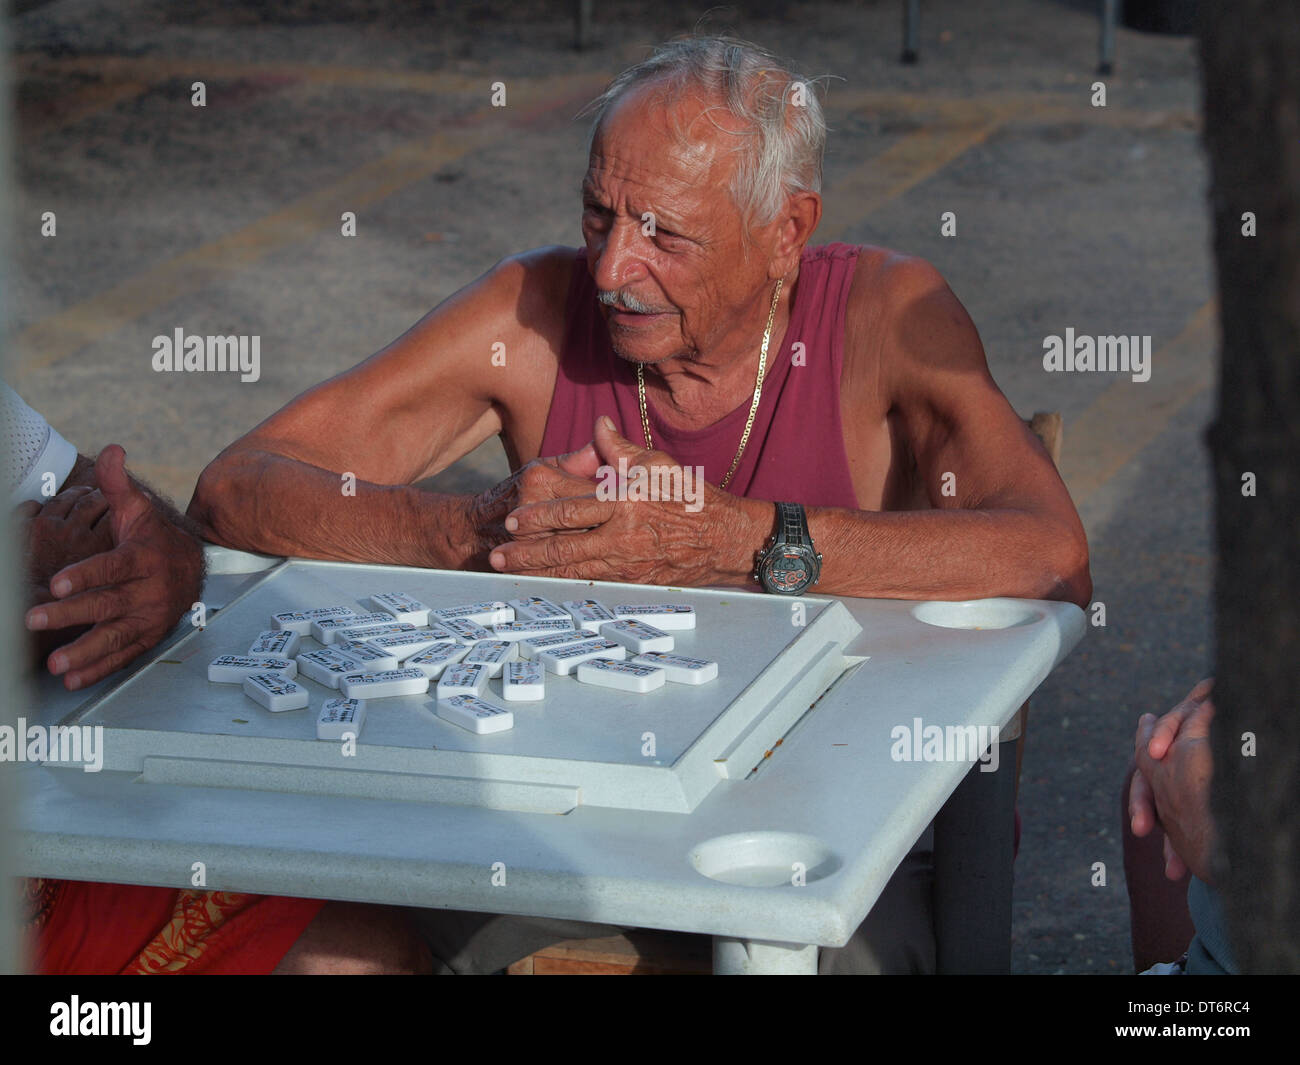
[579,35,829,233]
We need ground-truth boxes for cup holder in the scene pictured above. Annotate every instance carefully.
[689,831,841,887]
[911,600,1045,630]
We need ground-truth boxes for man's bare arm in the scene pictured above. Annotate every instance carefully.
[187,247,571,567]
[720,258,1091,605]
[493,258,1091,608]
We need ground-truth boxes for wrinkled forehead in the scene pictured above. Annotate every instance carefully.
[586,79,747,205]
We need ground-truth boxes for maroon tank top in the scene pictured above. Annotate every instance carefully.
[540,243,862,509]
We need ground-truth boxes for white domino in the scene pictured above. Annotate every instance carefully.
[368,592,431,627]
[508,596,569,622]
[519,629,600,660]
[242,672,309,712]
[271,610,313,635]
[436,663,491,699]
[537,638,626,676]
[307,605,361,622]
[613,604,696,630]
[316,698,366,741]
[248,629,300,659]
[436,694,514,734]
[632,652,719,685]
[312,612,394,644]
[208,655,297,683]
[431,601,514,627]
[274,605,356,635]
[333,639,400,671]
[491,619,578,643]
[406,641,469,679]
[576,658,666,693]
[339,668,429,700]
[564,599,616,633]
[463,640,517,678]
[297,648,369,689]
[270,611,314,636]
[336,621,414,645]
[600,619,674,654]
[501,659,545,701]
[364,628,448,661]
[438,618,495,645]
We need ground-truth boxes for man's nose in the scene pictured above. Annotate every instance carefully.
[592,218,649,293]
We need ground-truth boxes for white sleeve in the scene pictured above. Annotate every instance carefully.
[2,382,80,507]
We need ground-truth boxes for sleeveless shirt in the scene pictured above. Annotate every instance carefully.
[539,243,862,509]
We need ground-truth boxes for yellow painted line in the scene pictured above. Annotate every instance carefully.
[1060,300,1217,507]
[14,53,603,99]
[17,77,150,133]
[811,86,1211,510]
[15,54,1193,136]
[818,111,1018,240]
[10,73,608,382]
[823,87,1195,130]
[10,129,490,381]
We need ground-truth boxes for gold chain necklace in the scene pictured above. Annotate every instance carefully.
[637,277,784,490]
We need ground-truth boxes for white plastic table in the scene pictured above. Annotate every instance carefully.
[17,547,1084,974]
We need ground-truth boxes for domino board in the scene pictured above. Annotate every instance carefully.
[65,561,863,814]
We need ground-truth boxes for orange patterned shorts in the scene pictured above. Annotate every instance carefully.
[27,878,325,975]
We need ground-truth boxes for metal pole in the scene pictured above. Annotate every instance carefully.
[932,739,1018,973]
[902,0,921,65]
[1099,0,1118,75]
[575,0,594,52]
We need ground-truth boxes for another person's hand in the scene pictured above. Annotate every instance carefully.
[489,416,766,587]
[24,445,204,691]
[18,485,116,593]
[1129,678,1217,883]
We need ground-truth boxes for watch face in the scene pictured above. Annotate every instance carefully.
[763,549,811,593]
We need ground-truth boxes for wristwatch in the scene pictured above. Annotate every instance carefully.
[755,502,822,595]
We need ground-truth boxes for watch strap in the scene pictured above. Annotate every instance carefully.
[777,501,811,547]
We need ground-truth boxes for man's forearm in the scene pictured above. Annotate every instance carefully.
[188,448,484,569]
[716,498,1091,608]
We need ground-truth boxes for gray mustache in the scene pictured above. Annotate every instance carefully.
[597,289,668,315]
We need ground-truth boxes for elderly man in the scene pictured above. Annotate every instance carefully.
[190,36,1089,972]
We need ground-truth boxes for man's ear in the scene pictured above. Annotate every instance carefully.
[767,190,822,279]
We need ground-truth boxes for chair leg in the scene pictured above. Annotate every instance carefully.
[932,737,1017,973]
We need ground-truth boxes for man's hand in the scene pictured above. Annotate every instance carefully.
[24,445,204,691]
[488,416,769,586]
[462,440,603,567]
[1129,678,1217,883]
[18,485,115,592]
